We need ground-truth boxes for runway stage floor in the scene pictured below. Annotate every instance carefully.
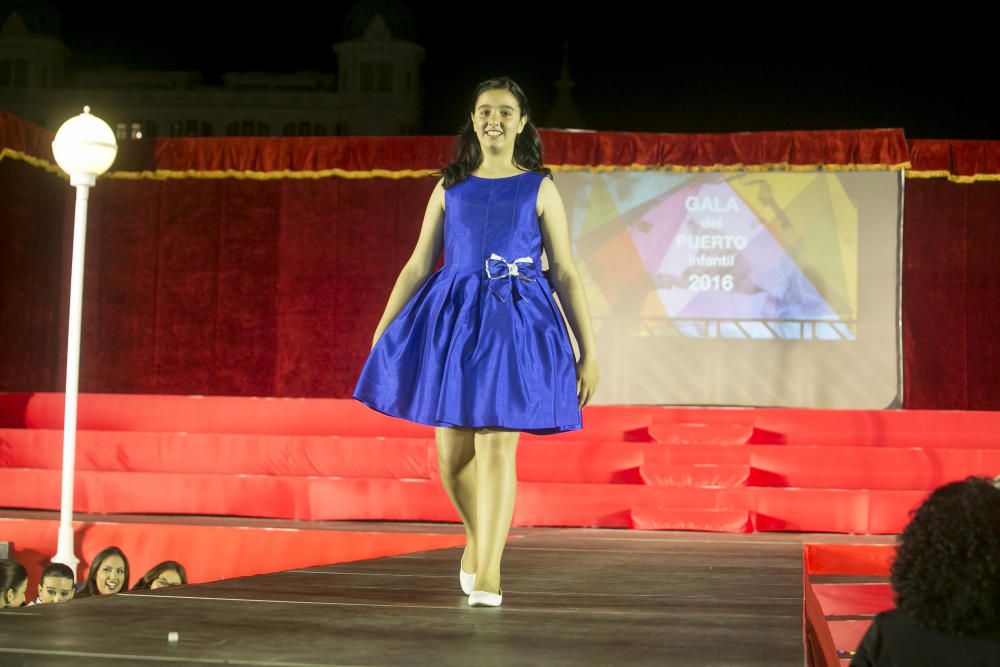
[0,522,890,666]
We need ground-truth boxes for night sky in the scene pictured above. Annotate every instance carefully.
[39,2,998,140]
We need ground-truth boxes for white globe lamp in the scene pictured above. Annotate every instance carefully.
[50,106,118,577]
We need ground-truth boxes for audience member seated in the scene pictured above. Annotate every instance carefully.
[75,546,129,598]
[851,476,1000,666]
[30,563,75,605]
[131,560,188,591]
[0,558,28,608]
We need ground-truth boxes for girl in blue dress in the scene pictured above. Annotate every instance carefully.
[354,76,599,607]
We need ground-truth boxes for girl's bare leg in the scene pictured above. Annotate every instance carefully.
[435,426,479,573]
[472,427,520,594]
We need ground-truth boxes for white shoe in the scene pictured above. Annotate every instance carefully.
[460,567,476,596]
[468,588,502,607]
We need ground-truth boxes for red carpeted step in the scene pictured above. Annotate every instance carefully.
[0,428,434,478]
[639,463,751,487]
[0,429,653,484]
[646,422,754,445]
[9,429,993,490]
[4,393,1000,535]
[0,468,737,527]
[0,467,452,521]
[645,406,1000,448]
[812,583,894,616]
[504,440,648,483]
[630,506,753,533]
[804,544,895,576]
[0,468,649,526]
[0,393,648,441]
[643,444,751,466]
[7,393,1000,448]
[752,487,927,533]
[0,468,931,532]
[647,444,1000,489]
[747,446,1000,489]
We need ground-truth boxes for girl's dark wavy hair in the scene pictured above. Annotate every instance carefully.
[40,562,74,582]
[891,476,1000,636]
[437,76,550,188]
[0,558,28,606]
[131,560,188,591]
[76,546,130,598]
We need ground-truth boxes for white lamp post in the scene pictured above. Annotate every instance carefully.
[50,106,118,577]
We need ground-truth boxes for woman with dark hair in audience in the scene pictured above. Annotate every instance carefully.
[851,476,1000,666]
[131,560,187,590]
[0,558,29,608]
[75,546,129,598]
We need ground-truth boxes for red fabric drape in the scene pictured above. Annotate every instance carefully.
[1,112,998,407]
[903,179,1000,408]
[540,128,908,170]
[909,139,1000,181]
[149,135,455,174]
[0,111,57,162]
[142,128,908,173]
[64,177,436,397]
[0,157,68,390]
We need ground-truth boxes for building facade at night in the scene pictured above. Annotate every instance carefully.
[0,0,424,138]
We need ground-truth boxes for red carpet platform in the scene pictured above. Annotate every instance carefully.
[804,543,898,667]
[2,393,999,534]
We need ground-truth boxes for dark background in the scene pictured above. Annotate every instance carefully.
[33,2,1000,138]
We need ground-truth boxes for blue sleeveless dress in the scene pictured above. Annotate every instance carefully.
[352,170,582,435]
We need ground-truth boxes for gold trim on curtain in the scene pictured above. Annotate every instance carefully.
[0,149,912,181]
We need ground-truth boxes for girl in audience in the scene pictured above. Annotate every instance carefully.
[75,546,129,598]
[0,558,28,608]
[32,562,75,604]
[131,560,187,590]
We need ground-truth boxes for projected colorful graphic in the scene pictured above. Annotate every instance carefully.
[568,172,858,340]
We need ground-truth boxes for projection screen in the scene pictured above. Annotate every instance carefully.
[549,169,903,409]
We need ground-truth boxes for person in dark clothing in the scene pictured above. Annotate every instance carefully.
[850,476,1000,666]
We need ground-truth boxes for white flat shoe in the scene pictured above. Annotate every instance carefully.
[468,587,502,607]
[460,567,476,595]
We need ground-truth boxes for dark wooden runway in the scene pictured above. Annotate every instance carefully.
[0,523,848,666]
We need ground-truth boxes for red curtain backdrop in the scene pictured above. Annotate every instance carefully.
[904,139,1000,409]
[2,112,998,408]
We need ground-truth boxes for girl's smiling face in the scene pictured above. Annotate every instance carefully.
[471,88,526,152]
[96,555,126,594]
